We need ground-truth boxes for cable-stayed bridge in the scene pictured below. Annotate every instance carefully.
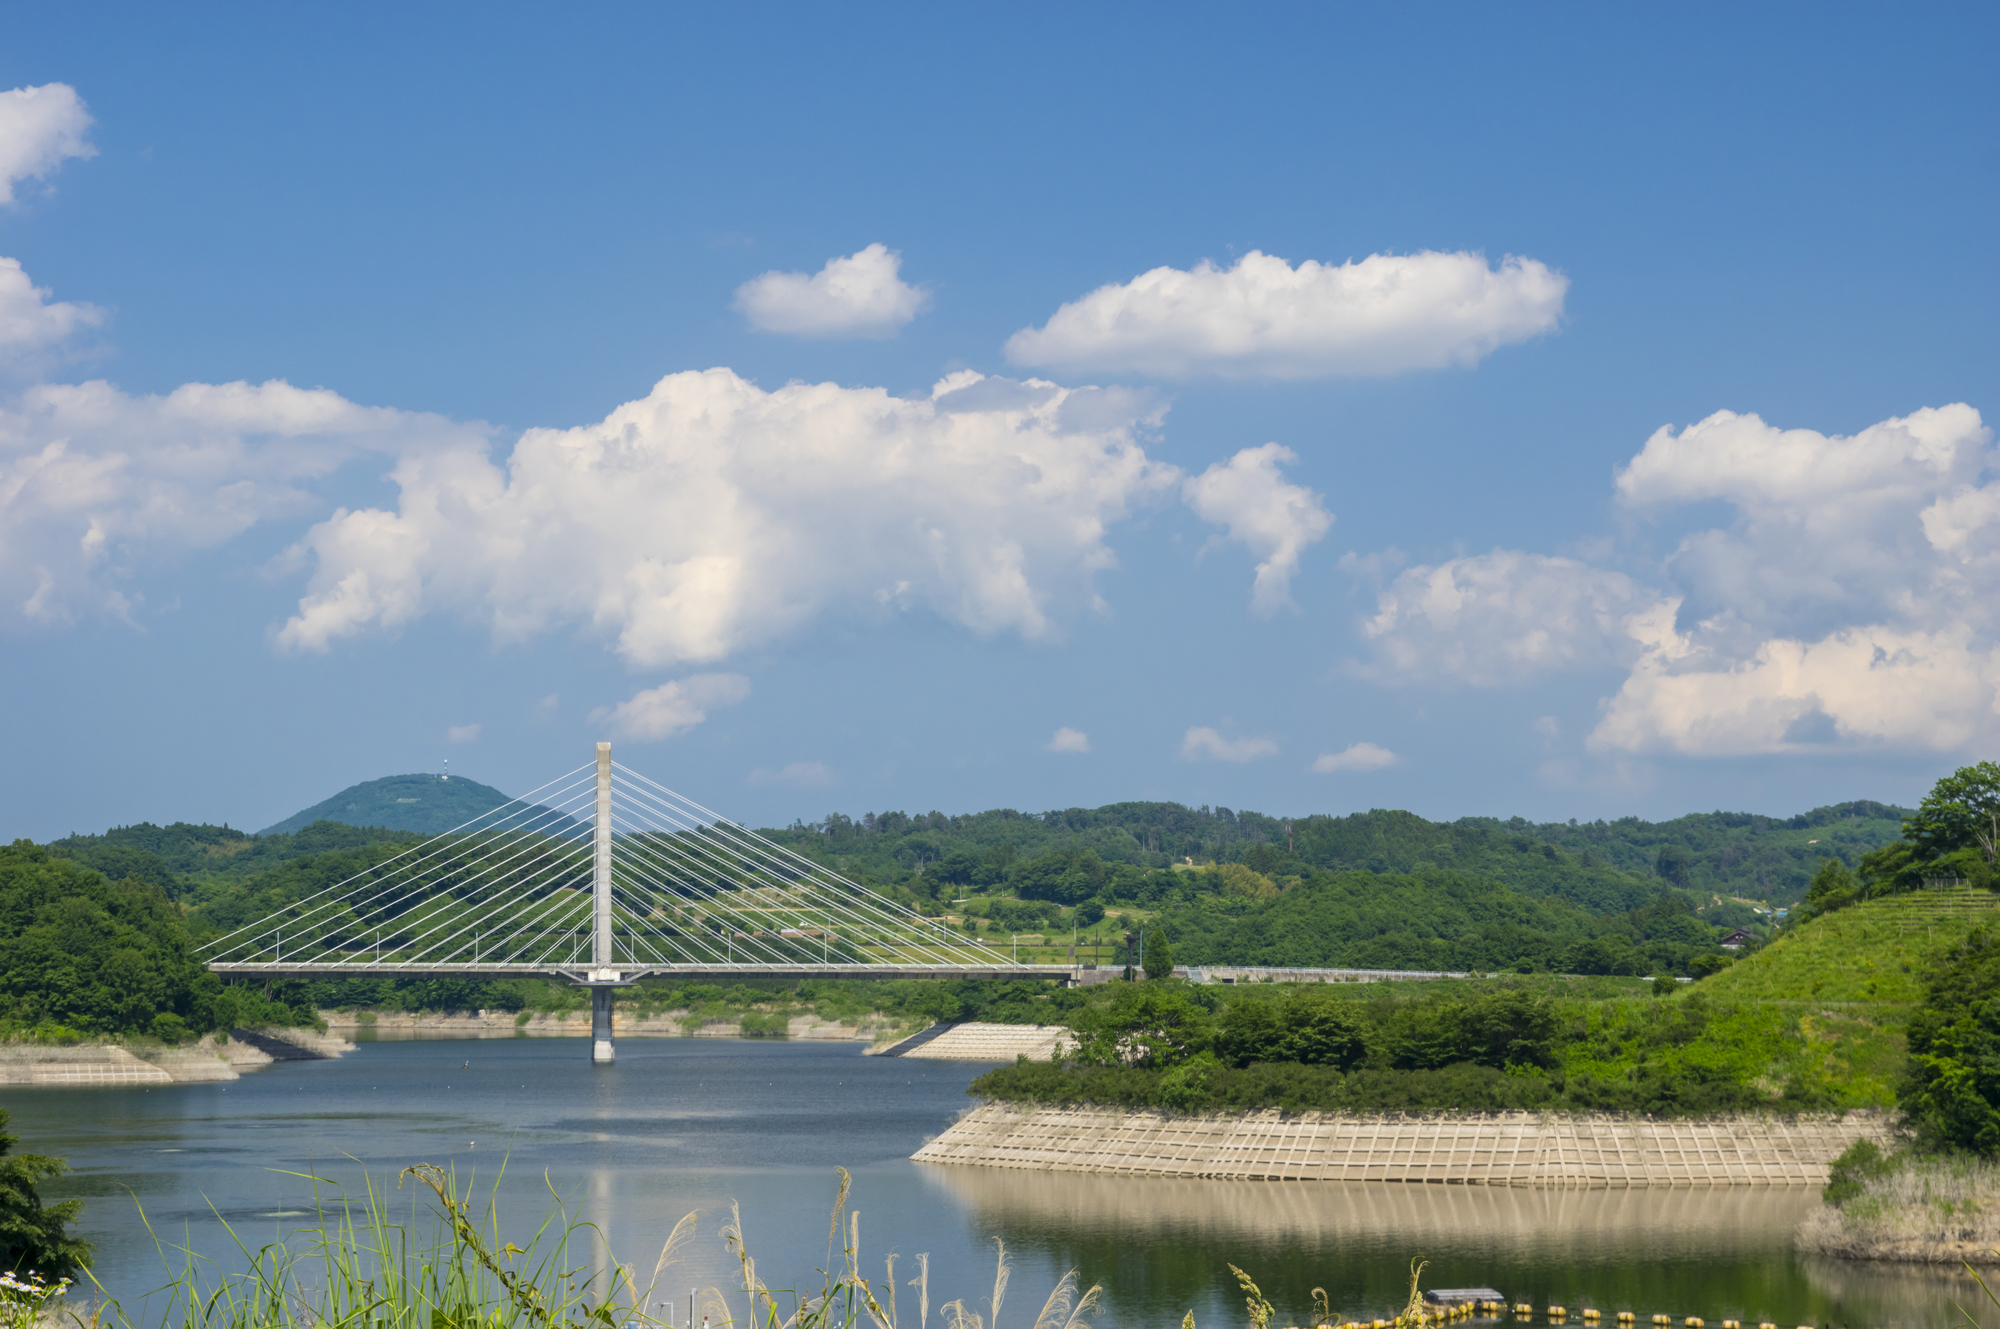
[201,744,1074,1062]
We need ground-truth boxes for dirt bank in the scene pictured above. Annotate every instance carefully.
[1796,1156,2000,1264]
[0,1027,353,1085]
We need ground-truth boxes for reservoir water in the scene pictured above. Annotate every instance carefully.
[0,1037,1978,1329]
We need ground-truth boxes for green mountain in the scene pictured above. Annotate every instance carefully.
[257,772,515,836]
[763,798,1914,910]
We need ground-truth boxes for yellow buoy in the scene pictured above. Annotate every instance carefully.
[1583,1313,1601,1322]
[1616,1315,1634,1324]
[1686,1319,1705,1327]
[1551,1309,1567,1319]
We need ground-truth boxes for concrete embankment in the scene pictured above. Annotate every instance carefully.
[914,1103,1889,1186]
[871,1022,1074,1060]
[0,1027,353,1086]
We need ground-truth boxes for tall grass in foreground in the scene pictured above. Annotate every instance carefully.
[1799,1153,2000,1264]
[49,1166,1104,1329]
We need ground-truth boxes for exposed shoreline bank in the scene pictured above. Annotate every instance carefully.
[1796,1155,2000,1265]
[914,1102,1891,1186]
[0,1027,353,1085]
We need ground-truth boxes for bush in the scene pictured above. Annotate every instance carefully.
[0,1109,89,1278]
[1822,1138,1894,1207]
[1900,926,2000,1154]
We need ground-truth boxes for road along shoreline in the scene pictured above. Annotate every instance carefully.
[913,1103,1889,1186]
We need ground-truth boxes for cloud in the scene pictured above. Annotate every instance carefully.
[446,723,481,743]
[1005,249,1566,379]
[748,760,835,788]
[1180,726,1278,763]
[1312,742,1396,773]
[1045,726,1091,753]
[734,243,930,338]
[589,673,751,742]
[0,257,102,359]
[1181,443,1332,614]
[1591,625,1999,757]
[1352,550,1676,686]
[275,368,1179,662]
[0,83,94,205]
[1347,403,2000,758]
[0,377,481,625]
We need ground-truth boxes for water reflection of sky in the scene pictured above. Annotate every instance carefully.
[2,1038,1979,1329]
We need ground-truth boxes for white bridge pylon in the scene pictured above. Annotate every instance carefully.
[201,743,1073,1063]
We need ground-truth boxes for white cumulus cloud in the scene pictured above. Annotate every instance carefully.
[1180,727,1278,763]
[1045,726,1091,753]
[1005,249,1566,380]
[1354,550,1677,686]
[734,243,930,338]
[0,257,102,359]
[1312,742,1397,773]
[275,369,1179,663]
[446,723,481,743]
[0,377,480,625]
[590,673,751,742]
[1348,403,2000,759]
[0,83,94,205]
[1182,443,1332,614]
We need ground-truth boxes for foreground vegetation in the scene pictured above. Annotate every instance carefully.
[1797,923,2000,1263]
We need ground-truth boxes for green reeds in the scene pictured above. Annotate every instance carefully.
[76,1166,1098,1329]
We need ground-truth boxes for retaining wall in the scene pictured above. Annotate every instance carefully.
[912,1103,1889,1186]
[887,1023,1075,1061]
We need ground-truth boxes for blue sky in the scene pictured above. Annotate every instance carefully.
[3,3,1997,841]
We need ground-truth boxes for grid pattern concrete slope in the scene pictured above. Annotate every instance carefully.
[897,1023,1075,1061]
[0,1046,173,1086]
[912,1104,1888,1186]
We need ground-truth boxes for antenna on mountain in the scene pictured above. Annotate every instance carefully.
[443,758,449,782]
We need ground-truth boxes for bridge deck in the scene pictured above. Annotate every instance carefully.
[206,962,1082,983]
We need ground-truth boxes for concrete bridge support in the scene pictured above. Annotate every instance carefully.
[591,985,615,1065]
[592,741,617,1065]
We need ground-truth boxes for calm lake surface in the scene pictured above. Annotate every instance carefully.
[0,1037,1977,1329]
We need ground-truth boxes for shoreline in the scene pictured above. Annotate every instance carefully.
[0,1027,354,1085]
[914,1102,1891,1186]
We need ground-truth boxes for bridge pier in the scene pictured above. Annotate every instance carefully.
[591,986,615,1064]
[591,741,616,1065]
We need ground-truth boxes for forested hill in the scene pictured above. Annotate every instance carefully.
[763,798,1912,909]
[45,820,420,901]
[258,773,514,836]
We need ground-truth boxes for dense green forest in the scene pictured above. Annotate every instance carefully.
[3,766,1980,1045]
[1153,867,1723,975]
[45,819,421,902]
[759,798,1910,908]
[0,842,309,1040]
[969,976,1864,1118]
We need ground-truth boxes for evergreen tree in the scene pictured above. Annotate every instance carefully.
[1144,928,1174,980]
[0,1110,89,1278]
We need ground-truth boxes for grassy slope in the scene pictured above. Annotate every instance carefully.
[1691,893,1999,1106]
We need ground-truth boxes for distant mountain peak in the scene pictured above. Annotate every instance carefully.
[258,772,515,837]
